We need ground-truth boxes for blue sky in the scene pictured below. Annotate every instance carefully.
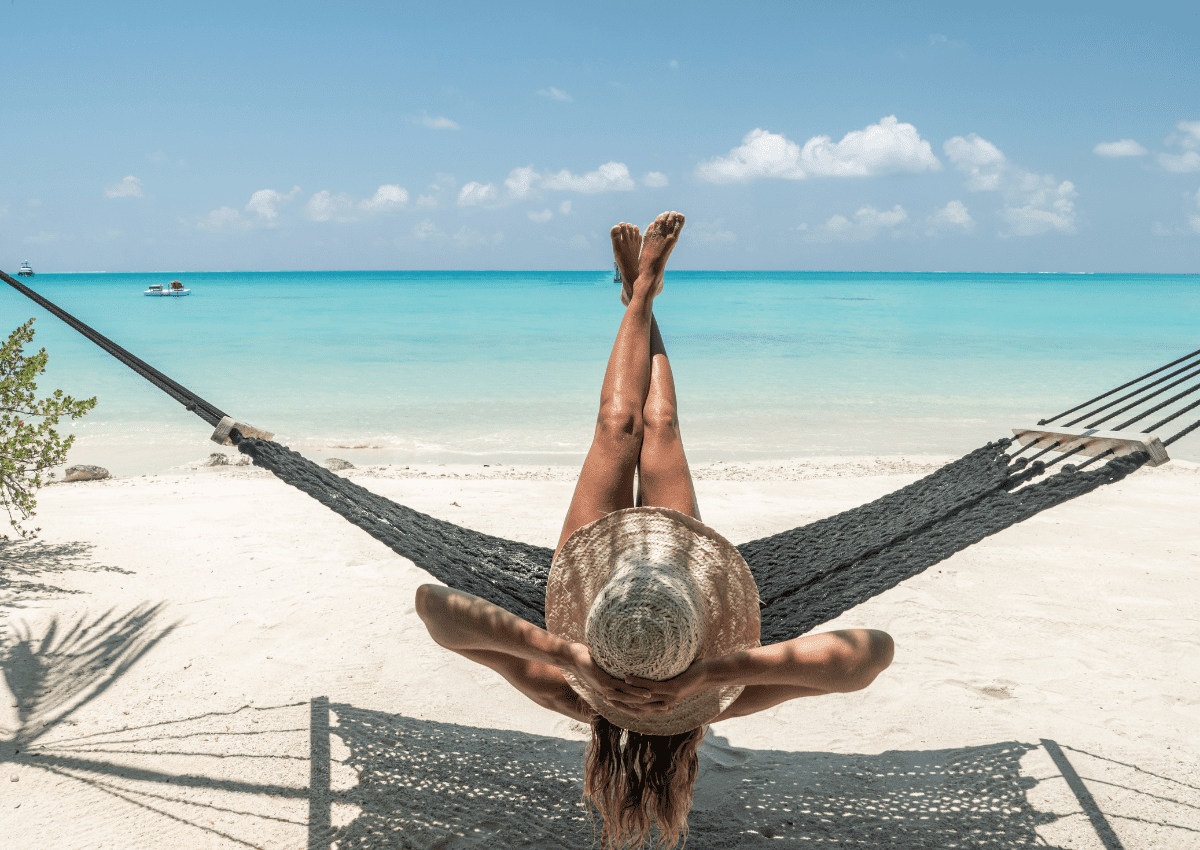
[2,1,1198,273]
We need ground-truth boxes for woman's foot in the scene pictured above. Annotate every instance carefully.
[610,222,641,306]
[632,211,684,303]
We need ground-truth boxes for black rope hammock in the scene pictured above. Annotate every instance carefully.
[5,270,1198,645]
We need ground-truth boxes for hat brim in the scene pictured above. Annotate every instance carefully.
[546,506,760,736]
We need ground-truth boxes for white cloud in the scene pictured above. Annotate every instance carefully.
[453,226,503,247]
[104,175,144,198]
[643,171,669,188]
[231,183,411,224]
[1175,121,1200,145]
[457,181,501,207]
[305,190,357,222]
[698,129,800,182]
[945,133,1077,236]
[416,175,455,209]
[1002,177,1077,236]
[1160,151,1200,173]
[459,161,634,208]
[197,206,252,232]
[528,209,554,223]
[696,116,940,184]
[24,231,60,244]
[504,166,540,200]
[1159,120,1200,172]
[669,60,679,69]
[559,200,572,215]
[538,87,572,102]
[418,115,459,130]
[1094,139,1148,158]
[928,200,975,232]
[569,234,589,249]
[542,161,635,193]
[413,218,445,241]
[245,186,301,221]
[359,184,409,214]
[809,205,908,241]
[689,220,736,245]
[944,134,1006,191]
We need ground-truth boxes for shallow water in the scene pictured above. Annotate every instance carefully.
[5,270,1198,476]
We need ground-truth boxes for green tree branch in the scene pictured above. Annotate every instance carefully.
[1,318,97,539]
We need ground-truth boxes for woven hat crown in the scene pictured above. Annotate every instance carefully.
[584,555,704,682]
[546,506,761,736]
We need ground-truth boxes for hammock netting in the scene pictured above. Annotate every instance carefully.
[3,268,1194,645]
[234,435,1146,644]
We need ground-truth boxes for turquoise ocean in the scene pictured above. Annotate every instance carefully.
[4,271,1199,477]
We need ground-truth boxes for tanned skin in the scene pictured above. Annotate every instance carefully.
[416,211,894,723]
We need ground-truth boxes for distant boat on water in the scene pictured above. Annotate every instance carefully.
[145,280,190,296]
[17,262,34,277]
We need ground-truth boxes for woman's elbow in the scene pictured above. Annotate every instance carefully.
[415,584,452,646]
[842,629,894,692]
[414,583,436,621]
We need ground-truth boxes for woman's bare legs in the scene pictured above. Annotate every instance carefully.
[619,214,699,519]
[636,317,701,520]
[555,212,684,556]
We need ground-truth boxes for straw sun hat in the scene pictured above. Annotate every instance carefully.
[546,506,760,736]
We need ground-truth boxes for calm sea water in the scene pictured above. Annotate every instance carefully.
[4,270,1199,476]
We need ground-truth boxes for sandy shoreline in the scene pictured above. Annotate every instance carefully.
[2,456,1198,848]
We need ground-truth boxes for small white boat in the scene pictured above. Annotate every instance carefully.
[145,280,190,296]
[17,261,34,277]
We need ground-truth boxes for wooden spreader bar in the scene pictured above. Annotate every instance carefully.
[211,415,275,446]
[1012,425,1171,467]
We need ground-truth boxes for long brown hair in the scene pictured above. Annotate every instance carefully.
[583,715,706,849]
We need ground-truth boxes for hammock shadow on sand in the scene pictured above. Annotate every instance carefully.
[238,438,1148,644]
[323,705,1053,850]
[9,698,1194,849]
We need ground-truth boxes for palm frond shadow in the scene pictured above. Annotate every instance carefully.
[0,539,134,611]
[1,603,178,749]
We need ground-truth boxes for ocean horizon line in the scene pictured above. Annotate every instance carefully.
[16,268,1200,277]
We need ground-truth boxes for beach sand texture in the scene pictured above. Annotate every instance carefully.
[2,457,1198,849]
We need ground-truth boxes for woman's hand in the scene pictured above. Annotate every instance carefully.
[622,657,714,714]
[564,642,661,714]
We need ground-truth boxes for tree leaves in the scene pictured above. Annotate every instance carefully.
[1,319,97,539]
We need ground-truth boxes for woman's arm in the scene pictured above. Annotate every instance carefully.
[625,629,895,719]
[705,629,894,692]
[416,583,575,667]
[414,584,657,715]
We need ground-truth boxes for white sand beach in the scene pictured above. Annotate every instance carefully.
[2,455,1198,849]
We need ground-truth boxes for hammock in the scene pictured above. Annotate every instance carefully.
[5,270,1197,644]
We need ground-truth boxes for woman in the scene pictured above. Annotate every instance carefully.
[416,211,894,849]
